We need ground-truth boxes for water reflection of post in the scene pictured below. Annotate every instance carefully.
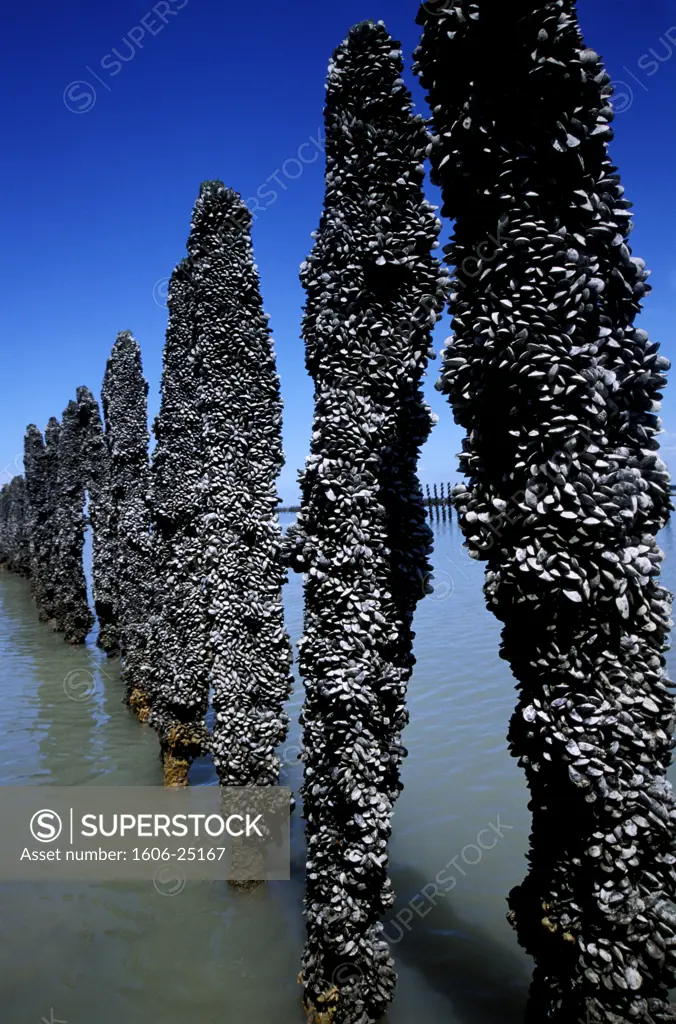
[95,642,163,785]
[31,625,160,787]
[31,633,102,786]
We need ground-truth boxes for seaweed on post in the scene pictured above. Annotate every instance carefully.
[289,22,447,1023]
[415,2,675,1021]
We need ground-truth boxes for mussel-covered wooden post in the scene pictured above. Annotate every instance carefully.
[44,418,63,623]
[13,477,31,577]
[0,476,30,575]
[185,182,293,791]
[101,332,154,712]
[149,259,210,784]
[24,420,61,623]
[23,426,47,592]
[77,386,119,656]
[289,22,447,1023]
[415,3,675,1021]
[0,483,12,567]
[53,400,94,643]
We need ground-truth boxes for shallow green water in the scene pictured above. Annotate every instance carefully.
[0,515,673,1023]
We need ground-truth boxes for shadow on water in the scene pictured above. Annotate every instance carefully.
[386,860,530,1024]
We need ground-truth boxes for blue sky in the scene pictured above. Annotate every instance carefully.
[1,0,675,502]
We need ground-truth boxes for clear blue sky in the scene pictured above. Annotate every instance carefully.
[1,0,675,502]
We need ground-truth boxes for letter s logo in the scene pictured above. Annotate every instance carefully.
[30,809,63,843]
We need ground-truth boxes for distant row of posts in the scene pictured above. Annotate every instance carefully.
[424,482,453,522]
[279,484,453,521]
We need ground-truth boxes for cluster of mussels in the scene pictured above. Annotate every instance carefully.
[289,22,448,1024]
[77,385,119,656]
[23,420,61,623]
[0,475,30,575]
[415,1,675,1021]
[101,333,155,708]
[187,182,293,791]
[53,398,94,643]
[148,259,210,783]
